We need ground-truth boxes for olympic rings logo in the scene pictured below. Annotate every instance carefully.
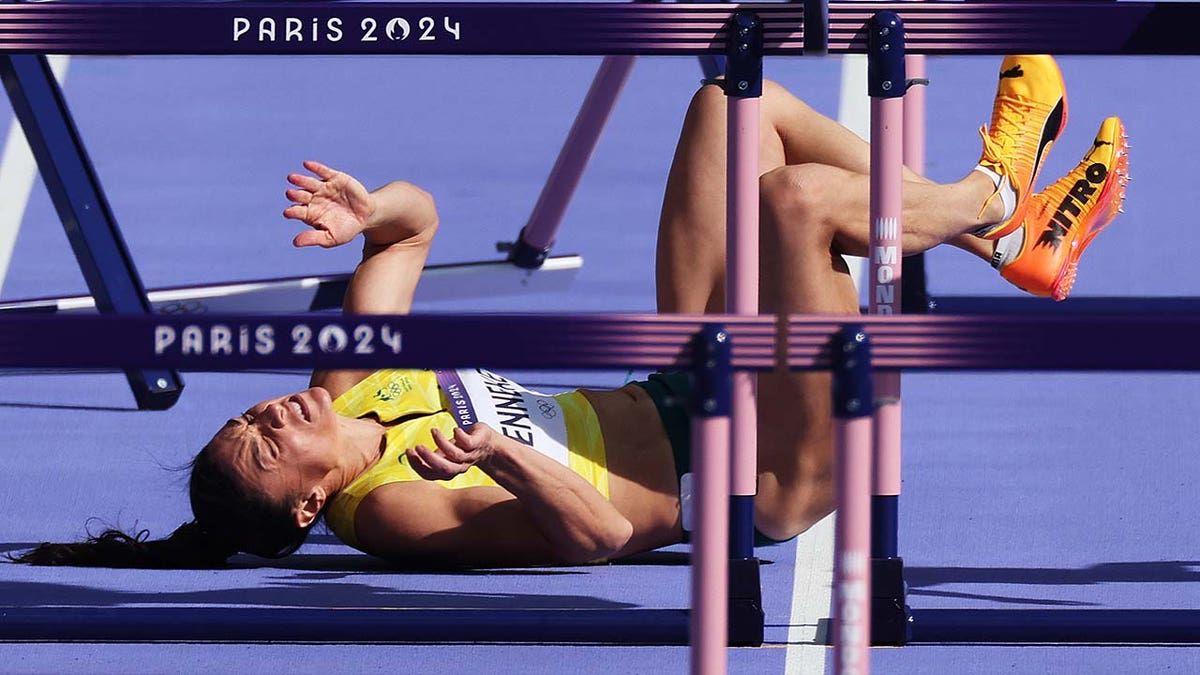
[157,300,209,315]
[536,398,557,419]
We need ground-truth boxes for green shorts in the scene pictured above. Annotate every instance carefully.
[631,371,792,548]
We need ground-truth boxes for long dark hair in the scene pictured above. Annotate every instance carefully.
[8,442,315,568]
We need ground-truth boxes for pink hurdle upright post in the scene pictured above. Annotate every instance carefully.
[724,17,761,564]
[689,11,765,675]
[866,13,913,648]
[831,326,874,675]
[832,11,909,674]
[505,55,636,268]
[690,324,733,675]
[868,50,926,646]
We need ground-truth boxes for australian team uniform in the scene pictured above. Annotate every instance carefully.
[324,368,786,551]
[325,369,608,549]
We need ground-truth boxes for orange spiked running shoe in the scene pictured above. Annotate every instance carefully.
[997,117,1129,301]
[976,55,1069,240]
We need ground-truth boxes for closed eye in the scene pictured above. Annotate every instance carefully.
[226,415,276,459]
[223,413,255,430]
[260,436,279,460]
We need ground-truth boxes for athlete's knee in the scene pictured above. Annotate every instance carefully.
[759,164,840,243]
[686,78,727,118]
[754,478,834,541]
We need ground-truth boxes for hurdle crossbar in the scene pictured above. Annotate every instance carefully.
[0,2,1194,56]
[0,255,584,315]
[0,312,1199,372]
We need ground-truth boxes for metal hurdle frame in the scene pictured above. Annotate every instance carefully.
[0,4,727,411]
[501,48,724,269]
[0,53,184,410]
[2,3,1200,674]
[854,1,1200,653]
[6,308,1200,673]
[0,48,585,410]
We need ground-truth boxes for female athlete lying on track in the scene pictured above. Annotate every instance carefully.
[13,55,1128,568]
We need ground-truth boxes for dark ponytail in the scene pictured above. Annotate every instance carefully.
[9,440,316,568]
[8,521,236,569]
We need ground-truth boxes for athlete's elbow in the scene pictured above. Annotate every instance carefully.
[589,518,635,562]
[399,182,440,236]
[601,517,634,556]
[557,519,633,564]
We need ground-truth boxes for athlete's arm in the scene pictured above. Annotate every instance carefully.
[281,160,438,397]
[355,482,584,567]
[360,424,633,566]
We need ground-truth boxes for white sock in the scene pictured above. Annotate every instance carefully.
[991,227,1025,269]
[973,165,1017,228]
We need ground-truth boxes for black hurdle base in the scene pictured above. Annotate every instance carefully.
[729,556,766,646]
[871,556,911,645]
[866,556,1200,645]
[2,559,765,646]
[0,602,770,645]
[907,609,1200,644]
[0,607,687,644]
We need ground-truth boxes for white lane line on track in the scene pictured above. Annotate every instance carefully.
[837,53,869,299]
[780,54,863,674]
[0,55,70,295]
[784,513,834,675]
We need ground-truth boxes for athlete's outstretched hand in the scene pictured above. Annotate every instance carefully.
[406,424,498,481]
[283,160,375,248]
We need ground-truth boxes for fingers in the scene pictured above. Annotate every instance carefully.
[406,444,466,481]
[303,159,338,180]
[406,445,445,480]
[406,426,492,482]
[292,229,336,249]
[287,172,323,192]
[431,427,473,462]
[283,162,351,247]
[453,425,482,451]
[288,160,338,198]
[285,188,312,205]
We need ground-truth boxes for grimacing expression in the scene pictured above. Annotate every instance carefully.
[207,387,339,504]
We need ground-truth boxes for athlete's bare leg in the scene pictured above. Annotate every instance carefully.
[655,80,1003,538]
[656,80,996,314]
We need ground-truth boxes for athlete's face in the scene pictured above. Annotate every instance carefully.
[206,387,340,505]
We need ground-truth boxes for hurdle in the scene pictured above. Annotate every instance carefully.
[4,310,1200,664]
[851,1,1200,654]
[0,53,580,410]
[2,3,1200,674]
[0,5,738,412]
